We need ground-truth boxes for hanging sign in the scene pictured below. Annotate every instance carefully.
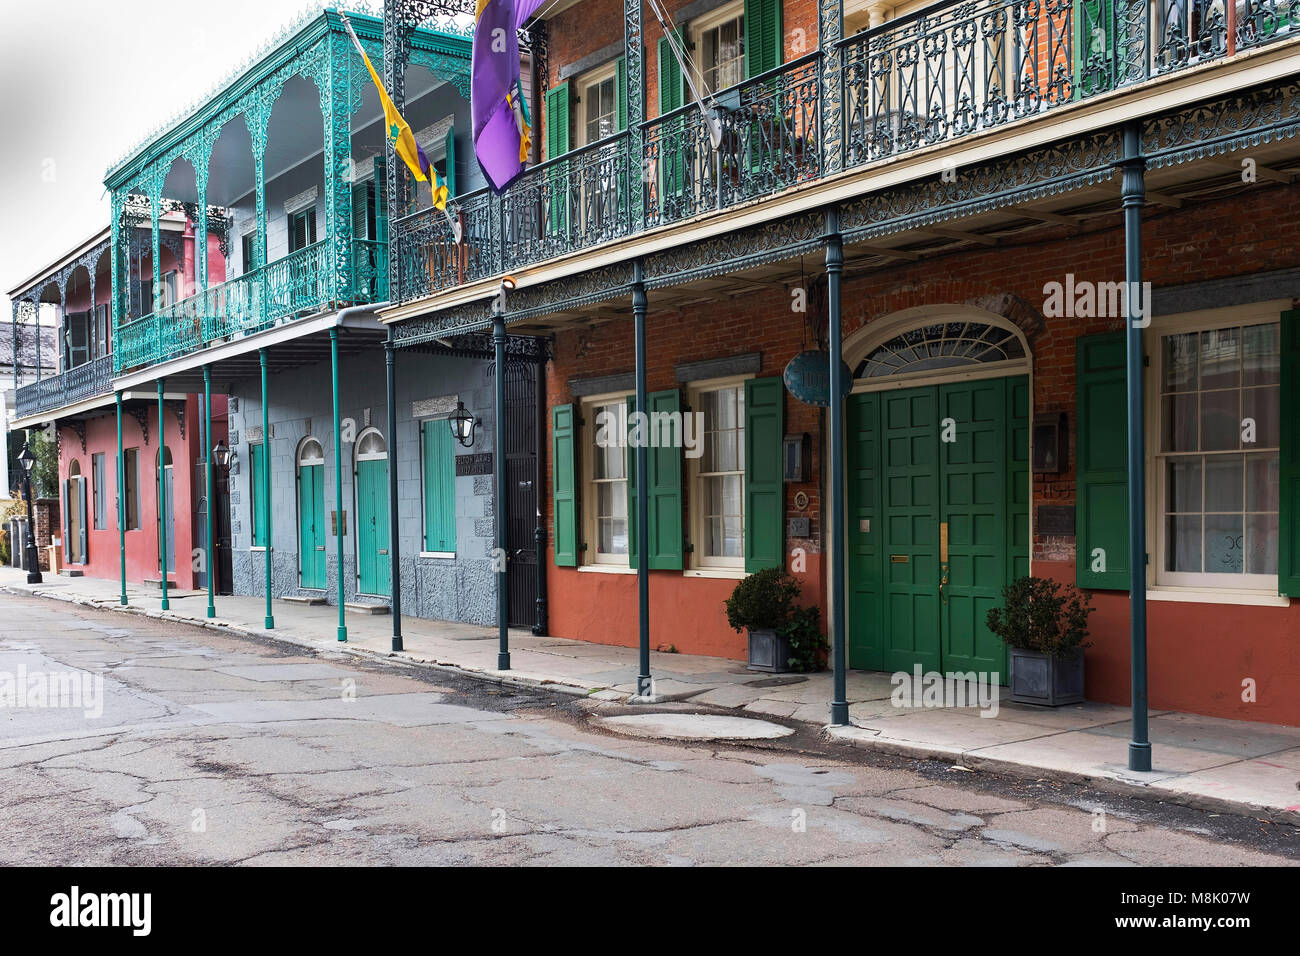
[783,349,853,407]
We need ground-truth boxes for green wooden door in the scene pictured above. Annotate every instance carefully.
[298,463,326,589]
[356,459,391,596]
[848,375,1027,679]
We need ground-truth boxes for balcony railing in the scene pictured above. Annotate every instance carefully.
[391,0,1297,306]
[114,238,388,374]
[15,354,114,418]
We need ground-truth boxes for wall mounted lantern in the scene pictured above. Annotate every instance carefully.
[449,402,477,448]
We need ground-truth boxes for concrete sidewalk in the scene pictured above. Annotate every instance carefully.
[4,567,1300,825]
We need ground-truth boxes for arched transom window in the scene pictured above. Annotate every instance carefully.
[856,321,1026,379]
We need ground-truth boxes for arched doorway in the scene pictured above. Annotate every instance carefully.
[156,446,175,576]
[297,438,326,589]
[65,459,87,565]
[843,308,1032,679]
[353,428,390,597]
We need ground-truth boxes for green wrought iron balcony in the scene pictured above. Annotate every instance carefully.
[113,238,387,374]
[392,0,1299,307]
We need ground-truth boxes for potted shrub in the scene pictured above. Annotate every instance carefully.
[725,568,826,673]
[986,576,1094,706]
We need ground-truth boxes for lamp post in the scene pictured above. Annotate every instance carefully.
[449,401,476,447]
[17,437,42,584]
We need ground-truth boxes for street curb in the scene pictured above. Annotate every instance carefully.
[8,583,1299,828]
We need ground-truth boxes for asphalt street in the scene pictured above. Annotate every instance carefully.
[0,592,1295,866]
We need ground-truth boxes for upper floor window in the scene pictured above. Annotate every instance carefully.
[694,5,745,94]
[580,63,619,147]
[241,234,256,275]
[1156,317,1280,588]
[289,209,317,253]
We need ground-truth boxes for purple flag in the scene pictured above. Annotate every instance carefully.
[472,0,547,193]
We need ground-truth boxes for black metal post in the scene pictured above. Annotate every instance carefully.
[493,314,511,670]
[827,212,849,727]
[1122,121,1152,772]
[386,336,403,652]
[534,350,549,636]
[633,263,652,698]
[22,434,41,585]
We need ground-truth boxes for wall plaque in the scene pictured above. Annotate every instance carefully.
[1036,505,1076,536]
[455,453,494,477]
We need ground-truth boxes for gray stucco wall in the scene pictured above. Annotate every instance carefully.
[226,346,499,626]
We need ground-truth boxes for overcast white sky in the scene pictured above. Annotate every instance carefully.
[0,0,338,315]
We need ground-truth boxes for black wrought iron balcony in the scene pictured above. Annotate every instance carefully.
[14,354,114,418]
[390,0,1298,307]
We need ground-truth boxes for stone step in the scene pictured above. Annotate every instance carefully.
[345,602,390,615]
[142,578,178,589]
[280,595,327,606]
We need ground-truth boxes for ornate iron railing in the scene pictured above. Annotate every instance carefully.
[15,354,113,418]
[388,0,1299,306]
[113,237,388,374]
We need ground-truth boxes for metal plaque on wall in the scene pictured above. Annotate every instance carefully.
[1036,505,1076,536]
[455,453,494,477]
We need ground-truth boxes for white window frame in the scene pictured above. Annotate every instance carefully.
[688,374,750,571]
[575,61,619,149]
[691,2,746,98]
[1146,301,1286,597]
[418,415,457,559]
[581,391,633,568]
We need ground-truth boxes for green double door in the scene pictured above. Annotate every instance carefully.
[297,463,326,589]
[848,375,1028,679]
[356,458,391,597]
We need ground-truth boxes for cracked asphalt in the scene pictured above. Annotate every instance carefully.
[1,593,1296,866]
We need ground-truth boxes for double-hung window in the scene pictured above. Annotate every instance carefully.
[695,6,746,95]
[1155,317,1280,588]
[691,380,746,569]
[585,396,630,565]
[580,64,619,147]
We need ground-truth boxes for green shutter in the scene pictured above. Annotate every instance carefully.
[627,395,639,566]
[545,81,570,159]
[422,421,456,552]
[1073,0,1114,99]
[626,390,684,570]
[250,443,267,548]
[444,125,456,197]
[552,404,578,566]
[744,376,784,572]
[1278,309,1300,595]
[374,154,388,244]
[351,180,370,240]
[616,56,628,132]
[1075,331,1130,589]
[658,32,684,114]
[744,0,783,79]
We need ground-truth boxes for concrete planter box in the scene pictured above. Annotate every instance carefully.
[1009,647,1085,706]
[747,628,792,673]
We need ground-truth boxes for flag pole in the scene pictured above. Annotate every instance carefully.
[646,0,722,149]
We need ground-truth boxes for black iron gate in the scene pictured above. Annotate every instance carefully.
[506,361,537,628]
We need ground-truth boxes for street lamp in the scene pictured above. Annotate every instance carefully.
[212,440,232,470]
[17,437,42,584]
[449,401,476,447]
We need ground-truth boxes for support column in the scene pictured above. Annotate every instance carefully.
[116,391,127,606]
[260,348,274,629]
[157,378,169,612]
[493,315,511,670]
[386,337,403,652]
[1122,121,1151,772]
[633,264,652,698]
[623,0,645,225]
[204,365,216,619]
[330,329,348,642]
[534,356,548,636]
[820,0,844,177]
[826,212,849,726]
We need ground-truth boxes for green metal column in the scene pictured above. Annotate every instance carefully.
[116,391,127,606]
[204,365,216,619]
[493,314,510,670]
[1122,121,1151,773]
[330,329,347,642]
[156,378,169,612]
[827,212,849,726]
[633,263,652,698]
[386,336,403,652]
[260,348,274,629]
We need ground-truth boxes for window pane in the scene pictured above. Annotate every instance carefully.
[1166,515,1202,572]
[1199,327,1240,390]
[1199,389,1238,451]
[1204,513,1244,574]
[1242,323,1280,386]
[1242,386,1279,448]
[1163,332,1198,392]
[1162,394,1198,452]
[1203,454,1242,513]
[1246,454,1279,513]
[1166,459,1201,513]
[1246,513,1279,574]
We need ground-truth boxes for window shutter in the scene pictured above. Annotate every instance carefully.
[422,421,456,552]
[658,33,684,114]
[552,404,578,566]
[1075,331,1130,589]
[1278,309,1300,595]
[744,0,783,79]
[1073,0,1115,98]
[627,390,685,570]
[351,180,370,241]
[250,443,268,548]
[444,125,456,197]
[744,376,784,572]
[545,81,570,160]
[373,154,388,244]
[616,56,628,132]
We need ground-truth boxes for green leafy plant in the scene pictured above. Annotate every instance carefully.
[779,604,827,673]
[25,430,58,499]
[725,566,800,632]
[986,576,1094,661]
